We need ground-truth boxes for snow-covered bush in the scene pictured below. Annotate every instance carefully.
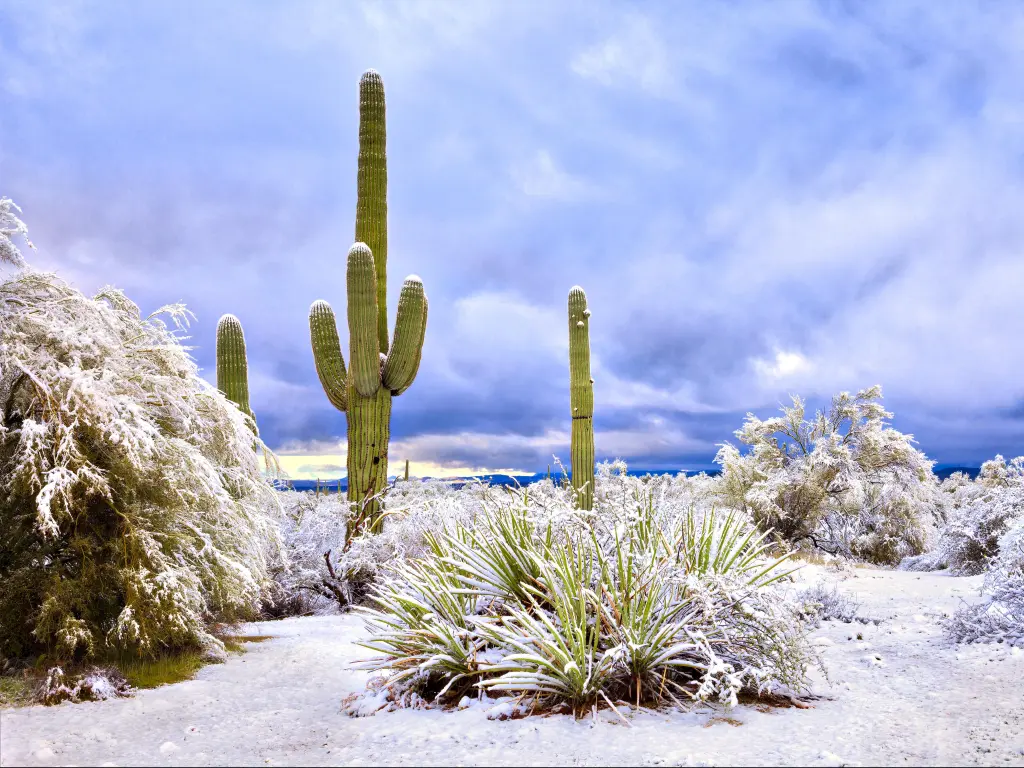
[904,457,1024,575]
[348,491,817,717]
[945,511,1024,648]
[36,665,133,705]
[715,386,939,564]
[796,582,861,625]
[0,265,279,662]
[265,479,502,615]
[267,462,731,617]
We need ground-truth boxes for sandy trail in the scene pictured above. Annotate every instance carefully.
[2,567,1023,767]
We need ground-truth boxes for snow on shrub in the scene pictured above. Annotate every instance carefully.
[796,582,861,625]
[36,665,133,705]
[265,479,500,615]
[715,386,940,565]
[903,456,1024,576]
[0,265,280,661]
[267,462,738,617]
[927,458,1024,647]
[347,490,818,717]
[0,197,32,269]
[945,512,1024,648]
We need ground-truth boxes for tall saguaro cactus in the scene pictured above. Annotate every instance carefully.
[568,286,594,510]
[216,313,257,432]
[309,70,428,524]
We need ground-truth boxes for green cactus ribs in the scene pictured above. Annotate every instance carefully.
[568,286,594,510]
[308,69,428,527]
[216,313,257,434]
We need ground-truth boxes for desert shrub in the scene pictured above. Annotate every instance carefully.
[901,456,1024,576]
[945,511,1024,648]
[350,494,817,717]
[35,666,133,705]
[796,582,861,625]
[715,386,940,564]
[0,260,279,662]
[266,462,737,617]
[265,479,503,615]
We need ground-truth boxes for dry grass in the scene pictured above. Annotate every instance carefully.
[703,716,744,727]
[0,674,37,708]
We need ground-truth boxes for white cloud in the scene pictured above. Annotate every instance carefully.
[570,15,672,97]
[510,150,599,202]
[752,349,814,383]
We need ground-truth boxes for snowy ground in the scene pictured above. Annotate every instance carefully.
[2,567,1024,767]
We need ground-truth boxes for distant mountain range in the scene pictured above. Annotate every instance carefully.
[276,464,982,493]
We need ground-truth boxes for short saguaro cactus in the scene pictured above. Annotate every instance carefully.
[568,286,594,510]
[309,70,427,526]
[216,313,257,433]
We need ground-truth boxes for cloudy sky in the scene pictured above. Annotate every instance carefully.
[3,1,1024,479]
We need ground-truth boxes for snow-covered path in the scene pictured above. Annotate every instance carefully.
[2,568,1023,767]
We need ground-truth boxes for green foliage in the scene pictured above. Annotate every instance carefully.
[308,70,428,526]
[354,497,816,717]
[568,286,594,510]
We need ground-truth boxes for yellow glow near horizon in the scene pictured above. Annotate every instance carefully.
[272,454,534,481]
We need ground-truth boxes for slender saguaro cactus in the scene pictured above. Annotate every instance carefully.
[568,286,594,510]
[309,70,428,525]
[216,313,257,433]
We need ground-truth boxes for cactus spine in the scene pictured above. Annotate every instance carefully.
[309,70,427,525]
[568,286,594,510]
[216,313,257,433]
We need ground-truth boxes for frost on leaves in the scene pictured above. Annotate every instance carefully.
[0,269,280,660]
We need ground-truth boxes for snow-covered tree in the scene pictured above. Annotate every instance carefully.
[715,386,939,564]
[0,197,32,268]
[0,203,279,661]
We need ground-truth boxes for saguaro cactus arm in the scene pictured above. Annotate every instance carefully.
[356,70,389,355]
[216,313,252,416]
[309,300,348,412]
[347,242,382,397]
[395,294,427,397]
[382,275,427,393]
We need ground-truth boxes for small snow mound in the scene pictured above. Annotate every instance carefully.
[342,689,390,717]
[819,750,861,766]
[158,741,179,755]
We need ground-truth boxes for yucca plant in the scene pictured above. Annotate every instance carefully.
[595,532,705,705]
[476,539,612,716]
[674,507,798,588]
[351,490,816,717]
[355,556,483,699]
[435,503,552,608]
